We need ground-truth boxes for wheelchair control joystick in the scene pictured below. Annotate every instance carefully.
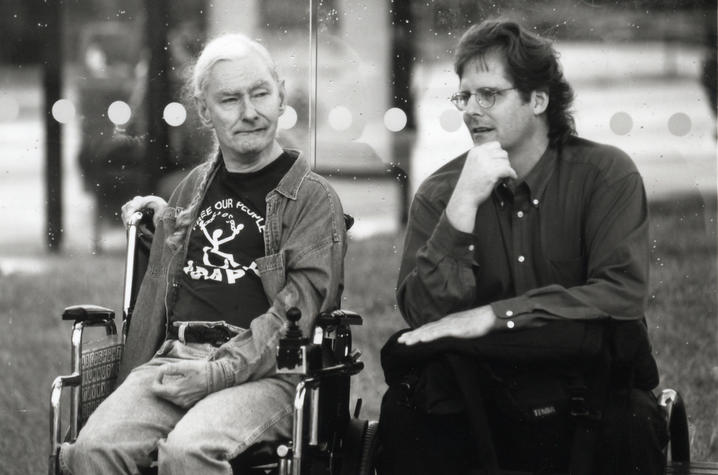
[285,307,304,341]
[277,307,319,375]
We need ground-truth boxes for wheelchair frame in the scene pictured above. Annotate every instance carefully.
[49,211,378,475]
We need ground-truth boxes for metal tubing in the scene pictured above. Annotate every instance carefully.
[309,386,320,446]
[122,211,142,340]
[308,0,317,169]
[49,374,81,475]
[292,381,307,475]
[70,323,84,439]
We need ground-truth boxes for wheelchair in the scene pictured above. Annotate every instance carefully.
[49,210,379,475]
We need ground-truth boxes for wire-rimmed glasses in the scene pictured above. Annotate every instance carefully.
[449,87,516,111]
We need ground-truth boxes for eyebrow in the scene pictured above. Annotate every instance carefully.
[216,80,272,96]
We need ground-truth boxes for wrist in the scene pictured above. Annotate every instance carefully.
[446,194,479,233]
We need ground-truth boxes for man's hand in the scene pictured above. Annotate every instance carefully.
[397,305,497,346]
[151,360,209,408]
[446,141,517,232]
[121,195,168,228]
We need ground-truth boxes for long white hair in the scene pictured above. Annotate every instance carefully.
[166,33,279,250]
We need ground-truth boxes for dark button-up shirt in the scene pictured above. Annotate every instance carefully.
[396,136,649,331]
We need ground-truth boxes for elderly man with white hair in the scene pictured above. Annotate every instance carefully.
[59,33,347,475]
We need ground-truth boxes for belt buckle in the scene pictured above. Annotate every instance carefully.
[177,322,189,344]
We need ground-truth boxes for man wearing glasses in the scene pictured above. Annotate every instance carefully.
[380,19,665,474]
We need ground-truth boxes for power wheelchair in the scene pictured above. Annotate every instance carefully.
[49,210,378,475]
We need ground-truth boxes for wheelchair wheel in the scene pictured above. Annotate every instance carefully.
[340,419,379,475]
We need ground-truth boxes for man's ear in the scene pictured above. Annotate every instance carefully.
[531,90,549,115]
[196,97,213,128]
[277,79,287,114]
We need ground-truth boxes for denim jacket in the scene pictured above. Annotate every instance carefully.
[117,150,346,394]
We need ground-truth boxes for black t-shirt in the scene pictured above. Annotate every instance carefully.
[171,151,297,328]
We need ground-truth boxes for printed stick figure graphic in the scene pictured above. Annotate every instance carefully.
[199,216,244,269]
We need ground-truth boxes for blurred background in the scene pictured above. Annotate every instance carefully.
[0,1,716,473]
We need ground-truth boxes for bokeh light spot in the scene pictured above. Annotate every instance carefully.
[439,109,462,132]
[51,99,76,124]
[163,102,187,127]
[0,96,20,122]
[384,107,407,132]
[668,112,691,137]
[107,100,132,125]
[328,106,352,131]
[609,112,633,135]
[278,105,298,130]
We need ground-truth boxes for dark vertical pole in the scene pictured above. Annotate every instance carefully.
[144,0,171,191]
[41,0,63,252]
[391,0,416,225]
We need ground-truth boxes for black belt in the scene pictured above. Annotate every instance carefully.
[167,322,237,346]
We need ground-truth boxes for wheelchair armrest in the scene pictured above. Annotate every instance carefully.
[317,309,363,327]
[62,304,115,322]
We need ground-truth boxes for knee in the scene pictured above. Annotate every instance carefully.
[159,427,220,466]
[61,434,126,475]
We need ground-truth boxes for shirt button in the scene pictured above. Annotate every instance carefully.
[507,320,515,329]
[516,211,524,218]
[505,310,514,317]
[532,198,540,207]
[517,255,525,263]
[468,244,475,251]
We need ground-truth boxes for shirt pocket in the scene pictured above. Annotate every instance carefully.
[256,251,286,301]
[547,256,586,288]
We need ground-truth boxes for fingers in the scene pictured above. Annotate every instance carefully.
[120,195,168,226]
[397,321,453,346]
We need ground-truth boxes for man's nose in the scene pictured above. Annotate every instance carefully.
[464,96,486,116]
[239,96,259,120]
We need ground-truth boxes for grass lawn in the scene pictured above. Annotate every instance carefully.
[1,194,716,474]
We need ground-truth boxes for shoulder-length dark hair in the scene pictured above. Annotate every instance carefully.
[454,20,576,147]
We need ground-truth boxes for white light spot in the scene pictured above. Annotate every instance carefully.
[107,100,131,125]
[278,105,298,130]
[609,112,633,135]
[384,107,407,132]
[0,96,20,121]
[668,112,691,136]
[439,109,462,132]
[51,99,75,124]
[328,106,353,131]
[163,102,187,127]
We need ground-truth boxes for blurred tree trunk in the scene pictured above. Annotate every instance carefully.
[41,0,63,252]
[144,0,171,191]
[391,0,416,225]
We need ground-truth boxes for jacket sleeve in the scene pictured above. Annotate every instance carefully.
[396,189,480,328]
[206,178,347,392]
[490,171,650,329]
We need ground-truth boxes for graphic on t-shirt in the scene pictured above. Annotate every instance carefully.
[182,198,265,284]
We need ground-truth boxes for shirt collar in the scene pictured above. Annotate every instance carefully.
[492,144,557,205]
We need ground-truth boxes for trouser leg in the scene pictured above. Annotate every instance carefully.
[157,375,295,475]
[375,386,480,475]
[59,363,184,475]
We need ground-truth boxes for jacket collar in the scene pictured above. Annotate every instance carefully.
[273,148,310,200]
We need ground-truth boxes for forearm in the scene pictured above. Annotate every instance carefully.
[397,210,479,327]
[207,239,344,391]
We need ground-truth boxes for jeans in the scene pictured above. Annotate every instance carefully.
[60,340,295,475]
